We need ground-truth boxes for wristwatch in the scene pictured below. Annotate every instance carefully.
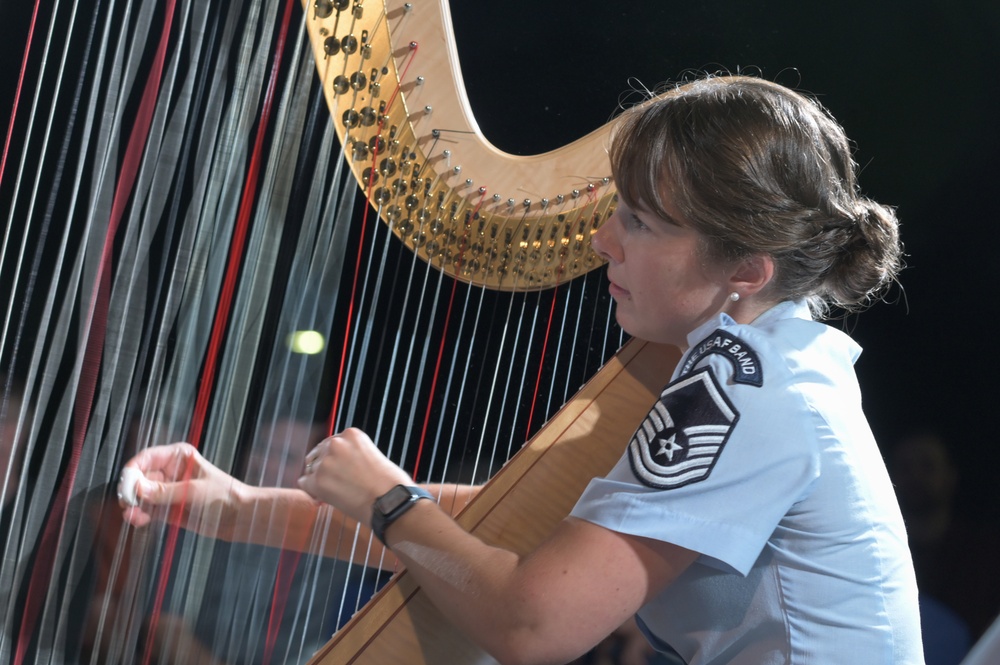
[371,484,434,546]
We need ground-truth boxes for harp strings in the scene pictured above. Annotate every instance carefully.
[0,0,623,662]
[8,0,190,660]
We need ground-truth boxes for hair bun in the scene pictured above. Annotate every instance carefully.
[823,199,902,308]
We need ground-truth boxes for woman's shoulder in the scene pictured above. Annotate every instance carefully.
[683,301,860,384]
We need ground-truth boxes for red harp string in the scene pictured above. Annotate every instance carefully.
[0,1,623,662]
[14,0,178,660]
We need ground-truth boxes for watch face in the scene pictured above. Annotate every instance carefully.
[376,485,412,514]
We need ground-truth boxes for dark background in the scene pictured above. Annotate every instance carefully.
[2,1,998,520]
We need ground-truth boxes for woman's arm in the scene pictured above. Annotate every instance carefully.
[388,504,696,665]
[298,428,698,665]
[229,481,479,561]
[120,442,479,562]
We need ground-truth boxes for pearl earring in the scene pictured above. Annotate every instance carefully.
[729,292,740,302]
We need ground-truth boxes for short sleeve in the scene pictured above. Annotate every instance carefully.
[571,341,821,575]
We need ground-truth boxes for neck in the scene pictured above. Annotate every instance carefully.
[723,297,779,327]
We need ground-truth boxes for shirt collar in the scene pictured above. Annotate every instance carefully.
[685,300,813,348]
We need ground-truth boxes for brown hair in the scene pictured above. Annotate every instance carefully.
[609,75,902,315]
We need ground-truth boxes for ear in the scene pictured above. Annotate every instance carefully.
[728,254,774,297]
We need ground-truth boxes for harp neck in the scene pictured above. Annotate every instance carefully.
[304,0,618,291]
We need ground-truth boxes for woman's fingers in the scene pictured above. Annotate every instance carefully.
[132,441,201,479]
[118,442,225,526]
[298,428,413,524]
[117,467,145,507]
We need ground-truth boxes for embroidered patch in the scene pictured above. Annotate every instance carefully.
[679,329,763,386]
[628,368,739,490]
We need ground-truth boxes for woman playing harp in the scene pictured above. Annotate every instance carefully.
[122,75,923,665]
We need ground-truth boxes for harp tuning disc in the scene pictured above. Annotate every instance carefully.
[359,107,377,126]
[314,0,334,19]
[351,140,368,160]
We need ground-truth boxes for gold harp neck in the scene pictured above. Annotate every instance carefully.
[304,0,616,291]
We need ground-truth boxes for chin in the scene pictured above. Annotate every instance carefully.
[622,323,681,348]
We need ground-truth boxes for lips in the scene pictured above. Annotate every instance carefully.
[607,279,630,298]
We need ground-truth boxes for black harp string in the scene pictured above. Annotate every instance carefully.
[0,0,625,662]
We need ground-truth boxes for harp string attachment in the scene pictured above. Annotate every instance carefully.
[0,0,627,662]
[305,0,618,292]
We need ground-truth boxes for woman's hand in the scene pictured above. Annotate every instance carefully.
[119,442,245,539]
[297,427,412,526]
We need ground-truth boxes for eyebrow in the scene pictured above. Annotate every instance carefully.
[641,206,684,229]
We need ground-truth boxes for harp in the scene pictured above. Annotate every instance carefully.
[0,0,678,663]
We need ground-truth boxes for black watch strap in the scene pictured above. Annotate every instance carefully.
[371,484,434,546]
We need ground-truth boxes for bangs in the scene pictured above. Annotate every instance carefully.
[608,100,686,222]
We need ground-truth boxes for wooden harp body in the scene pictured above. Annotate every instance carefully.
[311,340,679,664]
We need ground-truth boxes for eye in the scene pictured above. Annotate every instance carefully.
[627,214,649,231]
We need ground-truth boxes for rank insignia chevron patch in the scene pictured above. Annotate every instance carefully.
[628,367,739,490]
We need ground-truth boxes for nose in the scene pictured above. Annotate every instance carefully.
[591,209,623,264]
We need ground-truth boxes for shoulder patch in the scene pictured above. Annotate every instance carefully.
[628,368,739,490]
[679,329,763,386]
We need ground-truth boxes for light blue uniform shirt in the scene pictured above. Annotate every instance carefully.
[571,301,923,664]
